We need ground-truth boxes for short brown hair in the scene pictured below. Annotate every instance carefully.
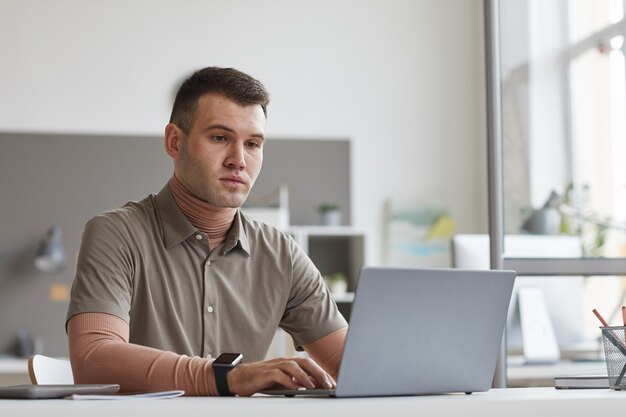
[170,67,270,133]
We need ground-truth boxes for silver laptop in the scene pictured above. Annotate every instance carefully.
[262,267,516,398]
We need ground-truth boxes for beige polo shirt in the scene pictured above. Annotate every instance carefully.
[67,184,347,361]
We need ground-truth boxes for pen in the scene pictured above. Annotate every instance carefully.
[593,308,609,327]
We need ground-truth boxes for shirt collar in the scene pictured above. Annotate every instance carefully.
[223,210,251,257]
[155,183,251,256]
[155,184,197,250]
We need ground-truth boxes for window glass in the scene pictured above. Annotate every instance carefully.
[569,0,623,43]
[500,0,626,258]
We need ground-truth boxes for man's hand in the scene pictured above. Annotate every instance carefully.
[226,357,336,397]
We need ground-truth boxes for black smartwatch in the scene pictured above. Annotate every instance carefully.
[212,353,243,396]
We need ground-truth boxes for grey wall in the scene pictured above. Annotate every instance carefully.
[0,133,171,357]
[250,139,350,225]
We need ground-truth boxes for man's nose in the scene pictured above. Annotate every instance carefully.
[224,143,246,170]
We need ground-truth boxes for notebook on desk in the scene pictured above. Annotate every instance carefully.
[554,375,609,389]
[261,267,516,398]
[0,384,120,399]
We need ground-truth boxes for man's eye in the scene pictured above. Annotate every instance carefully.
[246,141,260,148]
[213,135,227,142]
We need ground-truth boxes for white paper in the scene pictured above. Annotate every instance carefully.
[71,390,185,400]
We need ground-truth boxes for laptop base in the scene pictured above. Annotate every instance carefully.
[259,388,336,397]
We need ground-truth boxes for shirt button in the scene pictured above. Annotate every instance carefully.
[207,305,214,313]
[195,234,203,240]
[207,353,212,358]
[206,260,211,266]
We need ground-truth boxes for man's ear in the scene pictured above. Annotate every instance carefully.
[164,123,184,159]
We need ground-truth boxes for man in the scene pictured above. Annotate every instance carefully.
[66,67,348,396]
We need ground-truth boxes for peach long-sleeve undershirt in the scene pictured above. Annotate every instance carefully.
[67,312,218,396]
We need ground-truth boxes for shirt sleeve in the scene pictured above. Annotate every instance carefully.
[279,236,348,350]
[66,214,135,328]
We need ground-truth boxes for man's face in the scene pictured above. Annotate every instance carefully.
[170,93,266,208]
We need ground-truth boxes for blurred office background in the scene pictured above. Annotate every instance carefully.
[1,0,625,387]
[0,0,487,357]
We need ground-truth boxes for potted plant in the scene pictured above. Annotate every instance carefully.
[318,202,341,226]
[323,273,348,295]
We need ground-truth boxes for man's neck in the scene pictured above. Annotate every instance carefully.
[168,175,236,250]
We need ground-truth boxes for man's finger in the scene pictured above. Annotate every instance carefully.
[269,368,302,390]
[277,361,316,388]
[293,357,334,389]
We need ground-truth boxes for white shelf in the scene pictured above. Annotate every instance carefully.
[0,357,69,374]
[0,358,27,374]
[332,292,355,303]
[287,225,366,236]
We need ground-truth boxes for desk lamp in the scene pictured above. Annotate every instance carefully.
[34,226,66,273]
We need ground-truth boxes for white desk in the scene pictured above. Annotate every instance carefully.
[0,388,624,417]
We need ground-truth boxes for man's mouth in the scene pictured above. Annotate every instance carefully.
[221,175,246,186]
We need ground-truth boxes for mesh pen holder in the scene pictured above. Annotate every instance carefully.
[601,326,626,390]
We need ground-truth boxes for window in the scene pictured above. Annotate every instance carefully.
[499,0,626,259]
[488,0,626,387]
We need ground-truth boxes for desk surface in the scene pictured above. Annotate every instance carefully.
[0,388,624,417]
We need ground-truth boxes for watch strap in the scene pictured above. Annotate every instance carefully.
[214,366,233,396]
[212,353,243,396]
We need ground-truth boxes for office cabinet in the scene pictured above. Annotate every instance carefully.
[289,227,365,290]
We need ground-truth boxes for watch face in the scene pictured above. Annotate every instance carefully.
[214,353,243,366]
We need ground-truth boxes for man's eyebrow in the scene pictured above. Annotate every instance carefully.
[204,124,235,133]
[251,133,265,141]
[203,124,265,141]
